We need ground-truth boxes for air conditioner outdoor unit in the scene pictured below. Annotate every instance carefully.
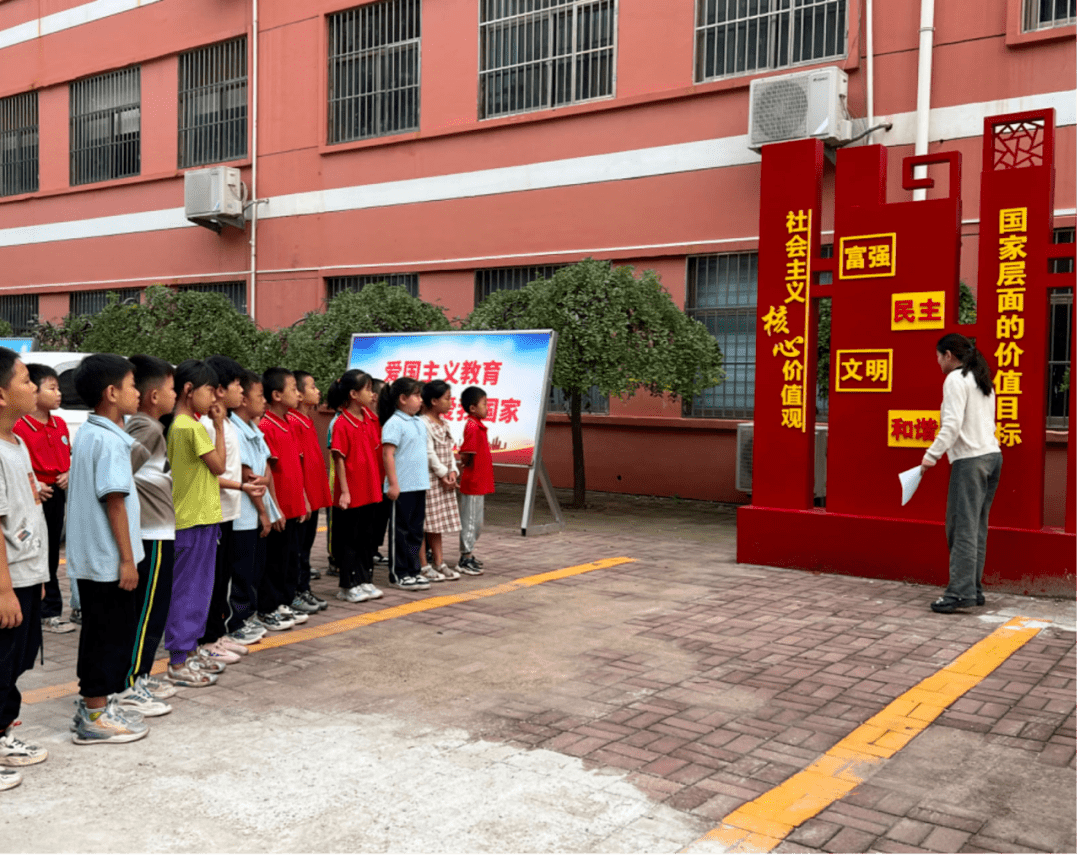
[735,422,828,499]
[184,166,247,232]
[748,66,853,152]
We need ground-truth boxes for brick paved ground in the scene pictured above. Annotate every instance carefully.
[9,486,1076,853]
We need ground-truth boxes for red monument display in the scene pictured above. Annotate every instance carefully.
[738,110,1076,596]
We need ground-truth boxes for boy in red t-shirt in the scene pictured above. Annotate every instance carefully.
[14,364,74,633]
[258,368,312,627]
[288,370,331,610]
[456,386,494,575]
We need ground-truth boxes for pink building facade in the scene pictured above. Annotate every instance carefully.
[0,0,1074,515]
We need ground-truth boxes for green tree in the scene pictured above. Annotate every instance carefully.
[279,282,451,397]
[33,286,266,364]
[466,259,723,508]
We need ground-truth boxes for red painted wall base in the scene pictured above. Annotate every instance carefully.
[737,506,1077,598]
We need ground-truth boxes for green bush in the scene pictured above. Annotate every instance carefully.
[277,282,451,396]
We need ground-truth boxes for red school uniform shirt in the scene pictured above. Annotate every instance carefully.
[259,410,307,520]
[330,409,382,508]
[458,415,495,496]
[287,409,333,511]
[13,413,71,484]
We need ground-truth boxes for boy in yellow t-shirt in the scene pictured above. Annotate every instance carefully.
[162,360,225,687]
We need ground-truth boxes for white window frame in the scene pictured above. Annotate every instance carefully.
[478,0,619,120]
[694,0,847,83]
[1023,0,1076,31]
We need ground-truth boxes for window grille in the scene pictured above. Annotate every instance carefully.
[474,263,608,413]
[70,288,141,316]
[1046,228,1075,429]
[0,92,38,197]
[179,37,248,168]
[0,294,38,335]
[479,0,617,119]
[1024,0,1076,30]
[686,252,758,418]
[179,282,247,314]
[70,67,140,185]
[695,0,847,82]
[327,274,420,299]
[328,0,421,144]
[474,264,564,304]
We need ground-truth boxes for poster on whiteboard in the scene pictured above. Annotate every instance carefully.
[347,330,557,468]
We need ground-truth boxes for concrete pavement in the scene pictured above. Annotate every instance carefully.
[2,487,1075,853]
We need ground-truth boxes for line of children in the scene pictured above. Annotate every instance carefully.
[0,351,499,773]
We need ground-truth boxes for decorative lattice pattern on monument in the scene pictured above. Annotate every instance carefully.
[991,118,1046,170]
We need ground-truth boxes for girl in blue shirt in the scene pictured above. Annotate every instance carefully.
[377,377,428,592]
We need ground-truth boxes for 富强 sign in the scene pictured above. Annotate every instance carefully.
[347,330,557,467]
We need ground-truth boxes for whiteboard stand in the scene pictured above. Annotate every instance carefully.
[520,457,565,536]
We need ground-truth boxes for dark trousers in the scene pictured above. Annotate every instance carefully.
[389,491,426,584]
[77,579,136,699]
[41,487,65,618]
[260,518,301,613]
[199,521,233,646]
[127,539,174,686]
[945,452,1003,601]
[298,511,319,592]
[0,586,42,730]
[331,503,379,589]
[227,527,266,633]
[374,498,391,556]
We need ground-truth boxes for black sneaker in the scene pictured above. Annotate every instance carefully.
[69,609,82,626]
[373,552,388,565]
[976,593,985,606]
[309,568,322,580]
[930,595,978,614]
[425,547,434,565]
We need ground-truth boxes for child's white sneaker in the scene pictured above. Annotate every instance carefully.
[419,565,447,583]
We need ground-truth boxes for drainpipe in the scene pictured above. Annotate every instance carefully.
[865,0,875,142]
[248,0,259,321]
[912,0,935,201]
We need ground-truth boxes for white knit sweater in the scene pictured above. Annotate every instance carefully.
[923,368,1000,464]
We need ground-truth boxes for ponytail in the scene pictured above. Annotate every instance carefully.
[937,333,993,396]
[378,376,423,425]
[327,369,372,411]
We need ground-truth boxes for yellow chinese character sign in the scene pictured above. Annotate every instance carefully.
[887,410,941,448]
[838,233,897,279]
[890,291,946,331]
[834,349,894,393]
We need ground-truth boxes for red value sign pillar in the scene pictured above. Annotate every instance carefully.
[751,139,823,509]
[976,110,1057,531]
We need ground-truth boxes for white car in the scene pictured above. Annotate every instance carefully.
[18,352,91,440]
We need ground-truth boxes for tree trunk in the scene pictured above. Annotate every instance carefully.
[570,388,586,508]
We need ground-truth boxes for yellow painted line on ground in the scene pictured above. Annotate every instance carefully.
[24,556,635,705]
[685,616,1053,854]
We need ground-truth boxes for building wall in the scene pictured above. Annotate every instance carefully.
[0,0,1074,518]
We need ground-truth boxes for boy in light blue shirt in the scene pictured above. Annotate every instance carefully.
[66,354,148,745]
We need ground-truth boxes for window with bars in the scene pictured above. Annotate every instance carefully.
[686,252,757,418]
[479,0,617,119]
[327,274,419,299]
[1024,0,1076,30]
[0,294,38,335]
[0,92,38,198]
[474,263,608,413]
[70,288,141,316]
[70,67,140,185]
[179,282,247,314]
[179,37,248,168]
[1047,227,1075,428]
[328,0,421,144]
[695,0,847,82]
